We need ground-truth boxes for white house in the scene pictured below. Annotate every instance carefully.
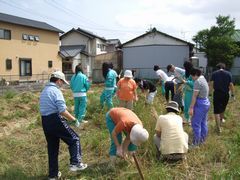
[59,28,107,77]
[120,28,194,79]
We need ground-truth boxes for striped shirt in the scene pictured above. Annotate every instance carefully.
[39,82,66,116]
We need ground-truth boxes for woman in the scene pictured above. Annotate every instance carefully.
[183,61,194,124]
[189,68,210,147]
[106,107,149,165]
[70,64,90,124]
[117,70,138,110]
[100,62,117,109]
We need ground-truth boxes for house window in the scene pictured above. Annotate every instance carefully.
[48,60,53,68]
[34,36,40,41]
[6,59,12,70]
[22,34,28,40]
[19,58,32,76]
[0,29,11,40]
[29,35,34,41]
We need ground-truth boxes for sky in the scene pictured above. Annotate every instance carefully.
[0,0,240,44]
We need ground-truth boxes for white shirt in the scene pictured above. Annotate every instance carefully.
[155,112,188,154]
[156,69,174,82]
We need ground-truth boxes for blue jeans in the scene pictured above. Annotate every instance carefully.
[42,113,82,178]
[105,112,137,156]
[74,96,87,122]
[191,98,210,145]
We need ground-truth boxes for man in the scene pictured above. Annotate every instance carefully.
[106,107,149,165]
[40,71,87,179]
[153,101,188,161]
[210,63,235,134]
[134,78,157,104]
[167,64,186,111]
[153,65,175,102]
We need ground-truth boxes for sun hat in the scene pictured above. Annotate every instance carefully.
[165,101,179,112]
[130,124,149,146]
[124,70,133,78]
[51,71,69,85]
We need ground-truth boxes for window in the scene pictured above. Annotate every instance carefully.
[34,36,39,41]
[0,29,11,40]
[6,59,12,70]
[19,59,32,76]
[22,34,28,40]
[29,35,34,41]
[48,60,53,68]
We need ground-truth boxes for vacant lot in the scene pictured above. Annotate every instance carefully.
[0,85,240,179]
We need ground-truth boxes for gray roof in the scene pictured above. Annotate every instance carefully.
[59,45,88,58]
[232,29,240,42]
[0,12,63,33]
[60,28,106,41]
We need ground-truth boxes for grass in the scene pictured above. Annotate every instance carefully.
[0,85,239,179]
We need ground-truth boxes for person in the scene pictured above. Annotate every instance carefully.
[182,61,194,124]
[70,64,90,124]
[134,78,157,104]
[153,65,175,102]
[106,107,149,165]
[167,64,185,111]
[189,68,210,147]
[210,63,235,134]
[100,62,117,109]
[117,70,138,110]
[39,71,87,179]
[153,101,188,161]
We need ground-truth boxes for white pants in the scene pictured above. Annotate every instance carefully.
[147,90,157,104]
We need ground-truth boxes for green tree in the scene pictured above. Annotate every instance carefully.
[193,15,240,68]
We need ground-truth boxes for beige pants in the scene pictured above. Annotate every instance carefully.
[119,100,133,110]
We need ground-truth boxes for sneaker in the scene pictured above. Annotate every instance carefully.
[189,144,199,150]
[69,163,87,171]
[48,171,61,180]
[221,119,226,123]
[81,120,88,124]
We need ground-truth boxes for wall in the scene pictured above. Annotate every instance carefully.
[0,22,61,81]
[123,45,189,79]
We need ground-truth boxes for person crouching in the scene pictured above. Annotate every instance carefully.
[153,101,188,162]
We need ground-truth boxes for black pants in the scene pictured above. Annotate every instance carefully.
[42,113,82,178]
[213,91,229,114]
[164,81,175,102]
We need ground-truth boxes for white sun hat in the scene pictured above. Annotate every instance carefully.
[124,70,133,78]
[51,71,69,85]
[130,124,149,146]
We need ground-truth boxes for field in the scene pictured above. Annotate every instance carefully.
[0,85,240,180]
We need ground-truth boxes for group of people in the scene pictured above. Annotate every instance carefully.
[39,61,235,179]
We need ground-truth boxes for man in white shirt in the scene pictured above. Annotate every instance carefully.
[154,65,175,102]
[153,101,188,161]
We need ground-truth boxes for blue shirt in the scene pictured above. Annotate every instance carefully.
[211,69,233,93]
[70,72,90,93]
[105,69,117,88]
[39,82,67,116]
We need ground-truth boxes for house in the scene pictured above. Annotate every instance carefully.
[59,27,108,78]
[120,28,194,79]
[0,12,63,83]
[106,39,121,52]
[231,29,240,83]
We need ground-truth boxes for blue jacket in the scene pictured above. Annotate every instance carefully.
[105,69,117,88]
[70,72,90,93]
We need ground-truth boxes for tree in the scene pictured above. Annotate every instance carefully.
[193,15,240,68]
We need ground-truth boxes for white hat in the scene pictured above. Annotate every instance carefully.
[51,71,69,85]
[165,101,179,112]
[130,124,149,146]
[124,70,133,78]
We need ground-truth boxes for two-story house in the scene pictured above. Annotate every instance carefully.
[59,27,107,77]
[0,13,63,83]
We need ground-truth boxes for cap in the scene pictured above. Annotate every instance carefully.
[124,70,133,78]
[165,101,179,112]
[130,124,149,146]
[51,71,69,85]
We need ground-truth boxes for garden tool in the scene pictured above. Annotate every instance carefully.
[132,153,144,180]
